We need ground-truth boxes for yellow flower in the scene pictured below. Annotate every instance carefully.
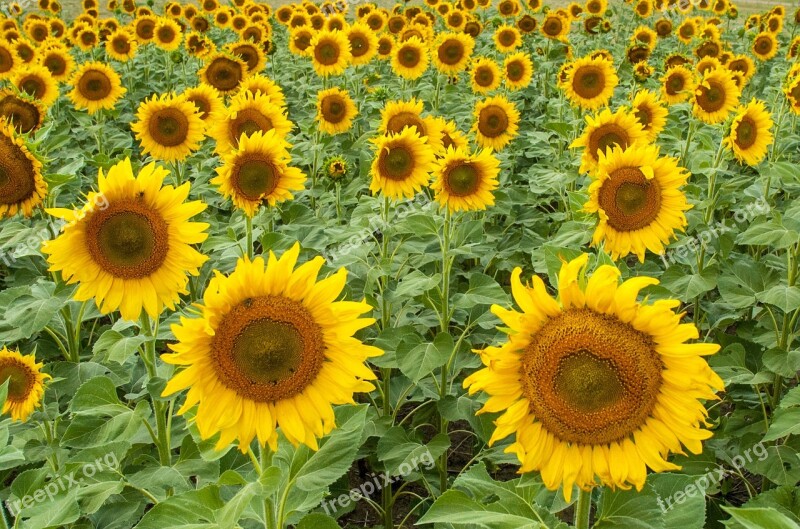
[493,24,522,53]
[470,57,502,93]
[0,122,45,218]
[752,31,778,61]
[503,52,533,90]
[209,91,293,155]
[182,83,225,124]
[161,244,382,452]
[563,55,618,111]
[370,126,435,199]
[309,29,351,77]
[12,64,59,107]
[693,68,740,124]
[347,22,378,66]
[154,17,182,51]
[391,36,429,80]
[464,255,723,501]
[630,90,668,142]
[0,89,45,134]
[199,53,248,94]
[132,93,205,162]
[68,61,126,114]
[105,28,138,61]
[571,107,648,175]
[471,95,520,151]
[0,347,50,422]
[379,98,444,152]
[433,31,474,75]
[42,159,208,321]
[431,146,500,212]
[723,99,774,166]
[661,65,696,105]
[316,87,358,135]
[37,46,75,82]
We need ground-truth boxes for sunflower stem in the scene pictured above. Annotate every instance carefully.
[141,313,171,467]
[246,214,254,260]
[574,488,593,529]
[438,208,454,496]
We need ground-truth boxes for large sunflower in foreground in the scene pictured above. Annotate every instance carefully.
[464,254,723,500]
[431,146,500,212]
[212,130,306,217]
[571,107,648,176]
[370,126,435,199]
[316,87,358,135]
[723,99,773,166]
[0,347,50,422]
[68,61,126,114]
[472,95,519,151]
[42,159,209,321]
[309,29,352,77]
[693,69,739,124]
[564,56,618,111]
[631,90,668,142]
[585,143,691,261]
[161,244,382,452]
[0,122,45,218]
[132,93,205,162]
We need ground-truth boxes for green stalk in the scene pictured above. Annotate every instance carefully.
[438,208,454,495]
[253,446,277,529]
[246,215,254,260]
[141,314,171,467]
[574,489,593,529]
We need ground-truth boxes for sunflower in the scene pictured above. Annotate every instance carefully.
[210,92,293,155]
[661,65,695,105]
[288,27,314,56]
[212,130,305,217]
[0,348,50,422]
[433,32,473,75]
[503,52,533,91]
[437,117,470,154]
[378,98,443,151]
[325,14,347,32]
[325,155,349,181]
[0,40,19,81]
[105,28,137,61]
[227,41,267,73]
[541,12,570,40]
[43,159,208,321]
[494,24,522,53]
[472,95,520,151]
[787,77,800,115]
[68,61,125,114]
[0,122,45,218]
[183,84,224,124]
[727,54,755,81]
[132,93,205,162]
[316,87,358,135]
[199,53,248,94]
[347,22,378,66]
[722,99,773,166]
[571,107,648,176]
[471,57,501,93]
[564,56,618,111]
[237,76,287,108]
[632,26,657,49]
[693,69,739,124]
[370,127,435,199]
[464,254,723,500]
[377,35,395,60]
[630,90,667,142]
[676,18,697,43]
[12,64,59,108]
[696,56,722,76]
[153,17,182,51]
[309,29,351,77]
[37,46,74,82]
[0,90,45,134]
[655,18,673,37]
[585,143,690,261]
[133,15,157,42]
[161,244,381,452]
[431,146,499,212]
[752,31,778,60]
[585,0,607,15]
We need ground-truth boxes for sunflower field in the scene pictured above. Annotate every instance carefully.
[1,0,800,527]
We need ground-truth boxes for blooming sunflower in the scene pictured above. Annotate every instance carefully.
[226,41,267,73]
[431,146,499,212]
[752,32,778,61]
[391,36,429,80]
[0,122,45,218]
[42,159,208,321]
[347,22,378,66]
[676,19,697,44]
[727,54,755,82]
[564,56,618,111]
[316,87,358,135]
[472,95,520,151]
[722,99,773,166]
[631,90,668,142]
[68,61,126,114]
[693,68,739,124]
[571,107,648,176]
[471,57,502,93]
[494,24,522,53]
[433,32,474,75]
[786,77,800,115]
[379,98,443,151]
[0,90,45,134]
[199,53,248,94]
[541,11,570,40]
[37,46,74,82]
[661,65,695,105]
[161,244,382,452]
[309,29,351,77]
[370,126,435,199]
[585,0,607,15]
[0,40,19,81]
[210,92,293,155]
[437,117,470,154]
[503,52,533,91]
[12,64,59,107]
[464,254,723,500]
[288,27,314,56]
[131,93,205,162]
[585,143,690,261]
[133,15,157,43]
[0,347,50,422]
[183,83,224,124]
[212,130,306,217]
[154,17,182,51]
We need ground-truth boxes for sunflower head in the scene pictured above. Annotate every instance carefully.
[571,107,648,175]
[431,146,500,212]
[630,90,668,142]
[131,93,205,162]
[723,98,774,166]
[0,347,50,422]
[316,87,358,135]
[752,31,778,60]
[693,68,740,124]
[472,95,520,151]
[0,122,46,218]
[471,56,501,93]
[68,62,126,114]
[433,32,474,75]
[12,64,59,107]
[564,56,618,110]
[210,91,293,155]
[310,29,352,77]
[0,90,45,134]
[324,155,349,182]
[370,126,436,199]
[199,53,248,94]
[661,65,696,104]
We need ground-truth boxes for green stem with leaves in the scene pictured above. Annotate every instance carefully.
[438,208,455,495]
[574,489,593,529]
[246,215,254,260]
[140,313,171,467]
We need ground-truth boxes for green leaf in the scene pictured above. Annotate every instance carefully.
[737,218,800,249]
[757,286,800,313]
[660,265,719,301]
[297,513,340,529]
[62,400,151,448]
[215,482,262,529]
[593,484,663,529]
[648,474,706,529]
[745,446,800,486]
[17,491,81,529]
[780,386,800,409]
[764,408,800,442]
[723,507,800,529]
[417,490,544,528]
[93,329,150,364]
[397,332,453,383]
[70,376,126,415]
[133,486,224,529]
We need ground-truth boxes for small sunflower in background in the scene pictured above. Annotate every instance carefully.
[563,55,618,110]
[132,93,205,162]
[0,90,46,134]
[153,17,182,51]
[237,75,287,109]
[571,107,648,175]
[324,155,349,182]
[541,11,570,41]
[0,40,19,81]
[199,52,248,94]
[503,52,533,91]
[436,117,470,154]
[379,98,443,151]
[43,159,208,322]
[0,122,46,219]
[182,83,225,126]
[723,99,774,166]
[585,143,691,261]
[226,41,267,74]
[630,90,668,142]
[347,22,379,66]
[727,54,755,82]
[392,36,429,80]
[0,347,50,422]
[209,92,293,155]
[752,31,778,60]
[316,87,358,135]
[493,24,522,53]
[661,65,696,105]
[12,64,59,108]
[68,62,126,114]
[370,127,435,199]
[785,77,800,114]
[377,34,395,60]
[309,29,352,77]
[470,56,502,93]
[693,68,740,124]
[433,32,474,75]
[37,45,75,83]
[465,254,723,500]
[161,244,383,452]
[472,95,520,151]
[431,146,500,212]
